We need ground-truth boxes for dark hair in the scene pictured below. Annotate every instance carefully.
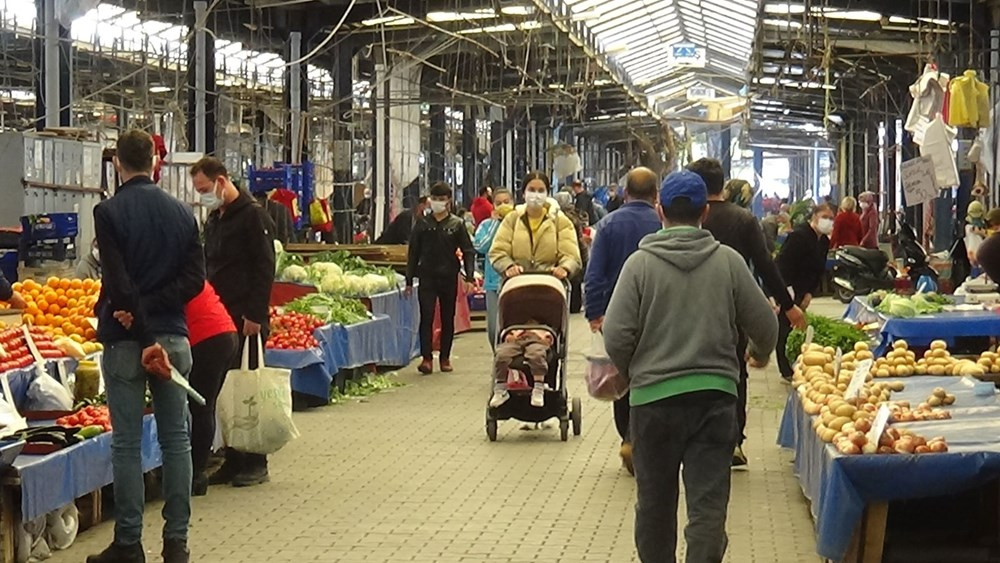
[663,197,705,224]
[478,186,491,196]
[416,195,429,205]
[429,182,452,198]
[812,202,836,217]
[521,171,551,193]
[686,158,725,196]
[116,129,155,173]
[190,156,229,180]
[455,207,467,217]
[626,172,658,202]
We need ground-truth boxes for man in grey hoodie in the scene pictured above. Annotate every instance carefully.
[603,170,778,563]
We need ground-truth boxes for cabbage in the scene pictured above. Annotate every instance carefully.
[362,273,391,293]
[319,272,346,294]
[281,265,310,283]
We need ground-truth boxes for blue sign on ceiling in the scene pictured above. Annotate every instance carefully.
[672,43,699,59]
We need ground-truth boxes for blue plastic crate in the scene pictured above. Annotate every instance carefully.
[20,213,78,241]
[468,292,487,311]
[0,250,16,283]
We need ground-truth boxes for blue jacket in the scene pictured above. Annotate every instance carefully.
[585,201,662,320]
[473,218,503,291]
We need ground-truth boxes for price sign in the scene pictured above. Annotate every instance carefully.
[833,347,843,375]
[845,359,873,400]
[901,156,939,206]
[866,404,892,448]
[804,325,815,349]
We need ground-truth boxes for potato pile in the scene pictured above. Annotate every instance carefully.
[872,340,918,377]
[887,399,952,422]
[975,350,1000,374]
[912,340,984,376]
[832,426,948,455]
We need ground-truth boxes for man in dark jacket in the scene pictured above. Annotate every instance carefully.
[376,196,429,245]
[572,180,597,226]
[254,192,296,245]
[688,158,806,468]
[190,157,276,488]
[585,167,662,475]
[775,203,834,380]
[606,183,624,213]
[89,129,205,563]
[405,183,475,375]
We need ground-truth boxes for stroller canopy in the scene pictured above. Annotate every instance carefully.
[497,274,567,334]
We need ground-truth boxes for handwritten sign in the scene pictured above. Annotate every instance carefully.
[833,348,843,376]
[866,404,892,448]
[804,325,815,349]
[845,359,873,400]
[901,156,939,206]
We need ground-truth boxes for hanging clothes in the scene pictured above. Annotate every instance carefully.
[905,64,950,145]
[920,116,960,188]
[948,70,990,129]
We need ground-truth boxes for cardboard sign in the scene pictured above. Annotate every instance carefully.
[833,348,843,375]
[804,325,815,349]
[845,359,873,400]
[901,156,939,206]
[866,404,892,447]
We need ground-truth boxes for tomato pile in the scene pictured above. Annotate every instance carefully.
[0,327,62,372]
[266,309,323,350]
[56,405,112,431]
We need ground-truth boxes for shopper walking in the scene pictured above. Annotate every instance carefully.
[89,129,205,563]
[470,186,494,227]
[190,157,276,488]
[859,191,879,249]
[830,196,863,249]
[775,203,835,380]
[603,170,777,563]
[405,182,476,374]
[472,189,514,349]
[584,167,662,475]
[688,158,804,468]
[571,179,598,225]
[606,183,624,213]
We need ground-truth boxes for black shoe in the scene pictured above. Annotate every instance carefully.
[87,542,145,563]
[732,445,748,469]
[192,472,208,497]
[162,538,189,563]
[232,455,269,487]
[208,449,243,485]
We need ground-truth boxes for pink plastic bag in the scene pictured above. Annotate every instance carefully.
[585,333,628,401]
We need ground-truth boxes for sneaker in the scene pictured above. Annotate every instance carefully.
[732,444,748,469]
[192,472,208,497]
[489,387,509,408]
[233,455,269,487]
[440,359,453,372]
[87,542,145,563]
[620,442,635,476]
[530,384,544,407]
[417,359,433,375]
[162,538,189,563]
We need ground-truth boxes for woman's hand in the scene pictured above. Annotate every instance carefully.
[505,265,523,278]
[552,266,569,280]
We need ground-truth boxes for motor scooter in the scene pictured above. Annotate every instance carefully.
[832,246,896,304]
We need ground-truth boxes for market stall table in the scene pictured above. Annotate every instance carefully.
[778,375,1000,562]
[844,296,1000,356]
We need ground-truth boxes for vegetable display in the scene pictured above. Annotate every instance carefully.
[283,294,369,326]
[56,405,112,433]
[869,290,951,318]
[786,314,868,362]
[266,309,323,350]
[10,277,102,342]
[0,327,62,372]
[277,249,399,297]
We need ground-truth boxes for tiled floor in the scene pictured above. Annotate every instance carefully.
[46,311,823,563]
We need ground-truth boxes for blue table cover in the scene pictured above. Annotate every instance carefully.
[778,375,1000,561]
[844,296,1000,356]
[1,360,81,411]
[13,414,160,521]
[368,289,419,367]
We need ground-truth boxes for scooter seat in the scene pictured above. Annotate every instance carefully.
[839,246,889,272]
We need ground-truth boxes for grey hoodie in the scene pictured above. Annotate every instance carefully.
[603,227,778,393]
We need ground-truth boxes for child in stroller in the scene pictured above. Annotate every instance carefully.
[489,321,554,408]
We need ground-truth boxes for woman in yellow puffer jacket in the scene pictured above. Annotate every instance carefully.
[490,171,582,280]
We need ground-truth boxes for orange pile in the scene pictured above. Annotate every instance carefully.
[11,277,100,342]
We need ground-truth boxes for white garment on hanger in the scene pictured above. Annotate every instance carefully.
[905,65,950,144]
[919,116,959,188]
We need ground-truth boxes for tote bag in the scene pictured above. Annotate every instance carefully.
[217,336,299,454]
[585,332,628,402]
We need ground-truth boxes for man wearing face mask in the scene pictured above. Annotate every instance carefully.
[774,202,835,380]
[189,157,276,488]
[406,183,476,375]
[75,238,102,280]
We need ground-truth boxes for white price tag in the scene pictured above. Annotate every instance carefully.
[845,359,873,400]
[804,325,815,348]
[833,348,843,375]
[866,404,892,448]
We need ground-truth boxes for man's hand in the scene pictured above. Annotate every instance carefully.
[7,292,27,310]
[747,355,770,369]
[785,305,807,330]
[505,265,523,278]
[462,280,475,294]
[589,317,604,333]
[403,285,413,298]
[113,310,134,330]
[141,343,172,380]
[801,293,813,311]
[242,318,262,336]
[552,266,569,280]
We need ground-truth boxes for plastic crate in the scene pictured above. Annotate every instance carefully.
[0,251,17,283]
[468,292,487,311]
[20,213,78,242]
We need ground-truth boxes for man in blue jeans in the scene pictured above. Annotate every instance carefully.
[604,170,777,562]
[89,129,205,563]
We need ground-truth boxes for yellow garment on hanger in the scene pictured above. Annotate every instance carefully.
[949,70,990,128]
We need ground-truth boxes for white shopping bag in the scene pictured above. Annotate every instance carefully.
[585,332,628,402]
[216,336,299,455]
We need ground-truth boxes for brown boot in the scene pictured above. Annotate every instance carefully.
[440,358,453,372]
[620,442,635,476]
[418,358,433,374]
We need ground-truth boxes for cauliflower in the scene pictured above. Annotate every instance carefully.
[281,265,310,283]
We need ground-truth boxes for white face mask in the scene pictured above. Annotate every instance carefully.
[524,191,547,208]
[860,202,870,210]
[429,200,448,214]
[92,248,100,262]
[200,180,225,211]
[817,217,834,235]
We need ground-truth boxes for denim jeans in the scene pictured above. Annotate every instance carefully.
[485,289,499,351]
[631,391,738,563]
[103,335,193,545]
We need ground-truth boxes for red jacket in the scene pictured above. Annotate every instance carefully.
[830,211,863,248]
[470,197,494,227]
[860,206,879,249]
[186,282,238,347]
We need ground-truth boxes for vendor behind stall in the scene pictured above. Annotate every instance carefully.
[376,196,430,245]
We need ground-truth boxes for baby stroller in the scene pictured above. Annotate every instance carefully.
[485,274,581,442]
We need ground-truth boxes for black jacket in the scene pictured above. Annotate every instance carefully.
[263,199,296,246]
[406,213,475,285]
[376,209,417,245]
[95,176,205,347]
[574,191,597,226]
[776,223,830,303]
[606,195,623,213]
[0,271,10,302]
[204,190,276,330]
[704,201,794,311]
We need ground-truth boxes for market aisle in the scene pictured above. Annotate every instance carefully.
[47,316,819,563]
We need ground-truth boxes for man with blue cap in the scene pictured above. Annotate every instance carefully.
[603,170,778,563]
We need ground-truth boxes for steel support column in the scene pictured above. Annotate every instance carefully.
[284,30,309,164]
[186,1,216,154]
[34,0,71,129]
[332,41,354,243]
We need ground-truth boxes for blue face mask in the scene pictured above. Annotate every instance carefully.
[200,182,224,211]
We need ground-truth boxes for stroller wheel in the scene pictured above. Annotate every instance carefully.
[559,419,569,442]
[571,397,582,436]
[486,417,498,442]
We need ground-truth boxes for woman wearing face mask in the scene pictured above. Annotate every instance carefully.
[858,191,879,249]
[489,171,582,284]
[774,202,835,380]
[473,189,514,349]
